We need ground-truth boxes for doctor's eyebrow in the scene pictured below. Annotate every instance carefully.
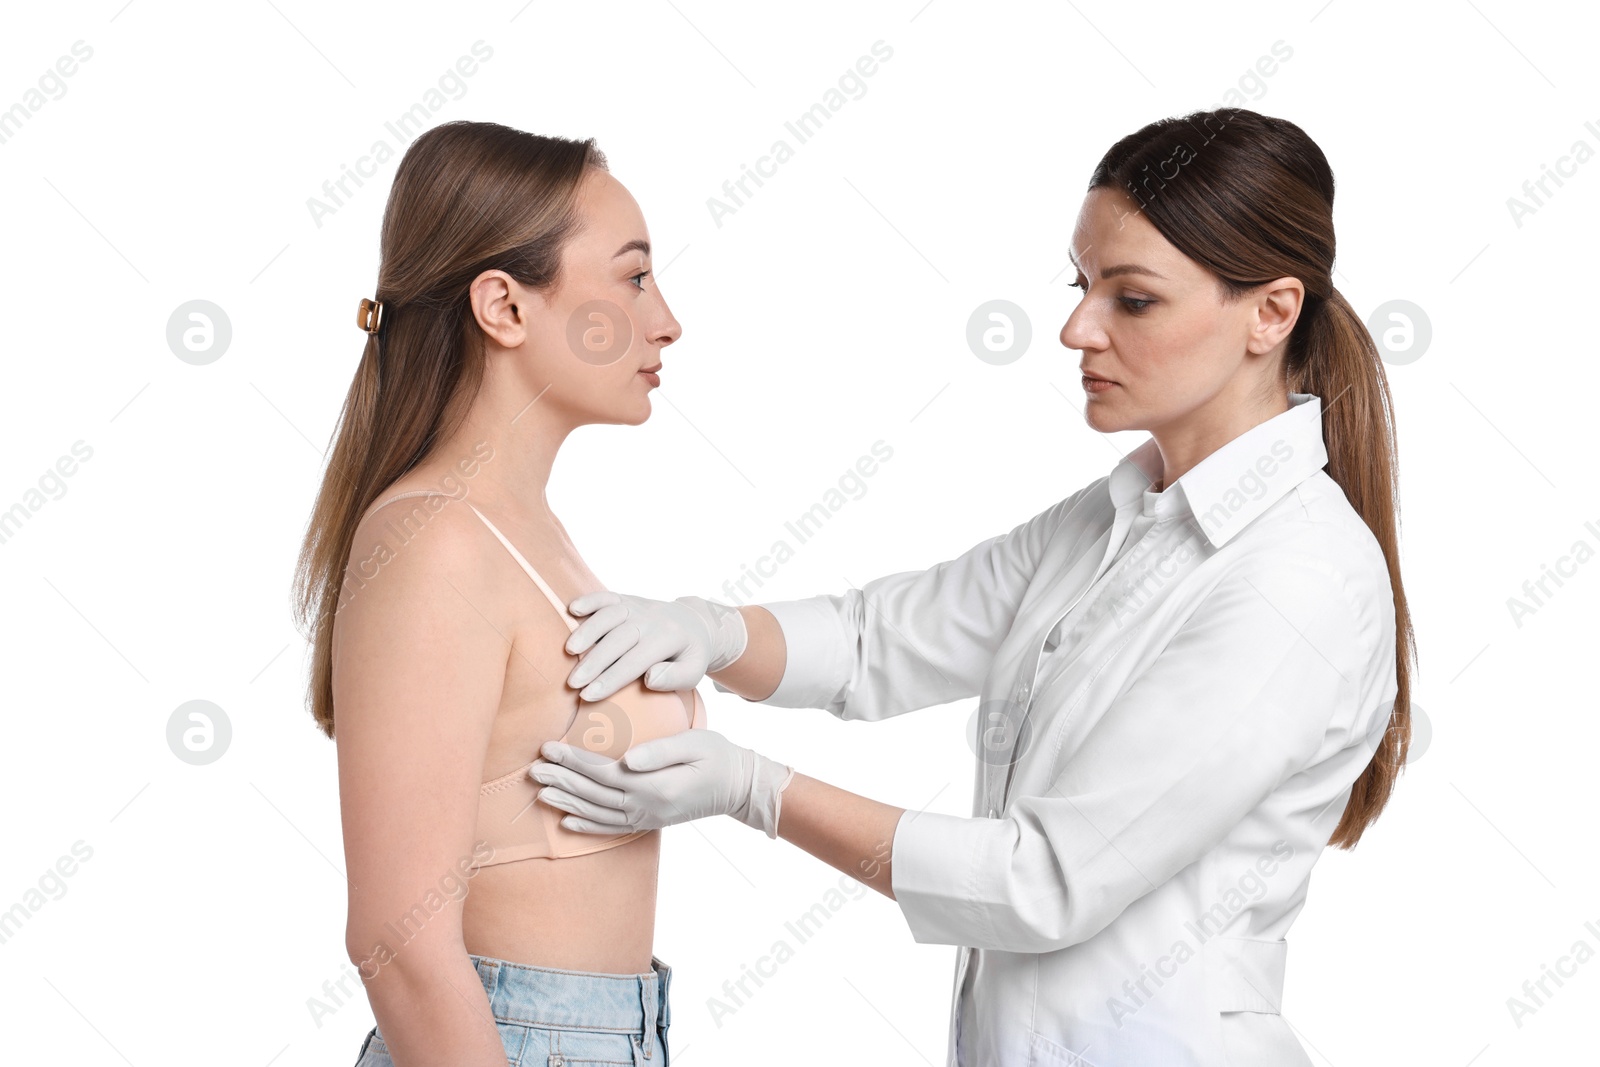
[1067,251,1168,281]
[613,239,650,258]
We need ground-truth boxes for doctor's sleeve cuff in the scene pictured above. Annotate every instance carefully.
[891,800,1158,955]
[891,807,1001,947]
[711,596,853,710]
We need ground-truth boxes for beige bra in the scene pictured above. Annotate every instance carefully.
[363,490,707,868]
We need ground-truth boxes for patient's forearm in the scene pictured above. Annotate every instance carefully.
[359,950,509,1065]
[707,604,786,701]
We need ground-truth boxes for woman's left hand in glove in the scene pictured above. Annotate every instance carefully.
[527,729,796,838]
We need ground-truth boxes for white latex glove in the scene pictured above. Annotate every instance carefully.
[527,730,796,838]
[565,592,748,702]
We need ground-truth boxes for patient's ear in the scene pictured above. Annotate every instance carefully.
[469,268,536,349]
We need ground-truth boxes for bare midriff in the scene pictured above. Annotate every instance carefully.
[461,830,660,974]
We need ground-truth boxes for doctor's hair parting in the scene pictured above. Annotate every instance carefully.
[1088,107,1415,850]
[290,120,609,741]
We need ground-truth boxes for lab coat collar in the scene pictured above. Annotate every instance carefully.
[1107,391,1329,549]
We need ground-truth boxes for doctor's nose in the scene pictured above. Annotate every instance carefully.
[1059,304,1102,354]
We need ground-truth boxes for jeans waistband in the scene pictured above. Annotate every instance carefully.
[467,952,672,1043]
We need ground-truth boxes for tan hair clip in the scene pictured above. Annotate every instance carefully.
[356,297,385,334]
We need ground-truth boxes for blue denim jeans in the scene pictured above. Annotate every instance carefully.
[353,952,672,1066]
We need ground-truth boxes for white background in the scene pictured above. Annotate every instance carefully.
[1,1,1596,1064]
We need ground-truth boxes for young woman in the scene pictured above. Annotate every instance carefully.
[293,121,714,1066]
[525,107,1416,1065]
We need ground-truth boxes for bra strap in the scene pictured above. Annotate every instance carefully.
[362,489,456,523]
[362,490,581,634]
[464,504,580,635]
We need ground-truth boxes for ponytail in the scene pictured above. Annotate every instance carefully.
[1290,289,1415,849]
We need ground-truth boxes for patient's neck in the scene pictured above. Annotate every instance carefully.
[425,382,575,527]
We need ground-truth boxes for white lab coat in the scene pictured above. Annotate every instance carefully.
[731,392,1398,1065]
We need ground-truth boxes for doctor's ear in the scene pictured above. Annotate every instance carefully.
[469,268,549,350]
[1244,276,1306,355]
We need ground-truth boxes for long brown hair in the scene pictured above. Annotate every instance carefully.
[1089,108,1415,849]
[292,120,608,740]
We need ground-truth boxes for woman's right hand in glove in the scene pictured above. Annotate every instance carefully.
[563,592,748,701]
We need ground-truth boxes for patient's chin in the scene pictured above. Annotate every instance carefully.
[607,395,653,427]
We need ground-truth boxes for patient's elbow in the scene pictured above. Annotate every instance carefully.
[344,910,464,982]
[345,927,388,976]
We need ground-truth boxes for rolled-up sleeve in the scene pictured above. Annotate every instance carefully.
[721,489,1089,721]
[890,551,1386,952]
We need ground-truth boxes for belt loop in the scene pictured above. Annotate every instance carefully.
[655,959,670,1067]
[473,955,500,1008]
[638,972,652,1059]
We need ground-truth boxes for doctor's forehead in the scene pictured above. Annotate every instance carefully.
[1068,188,1177,275]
